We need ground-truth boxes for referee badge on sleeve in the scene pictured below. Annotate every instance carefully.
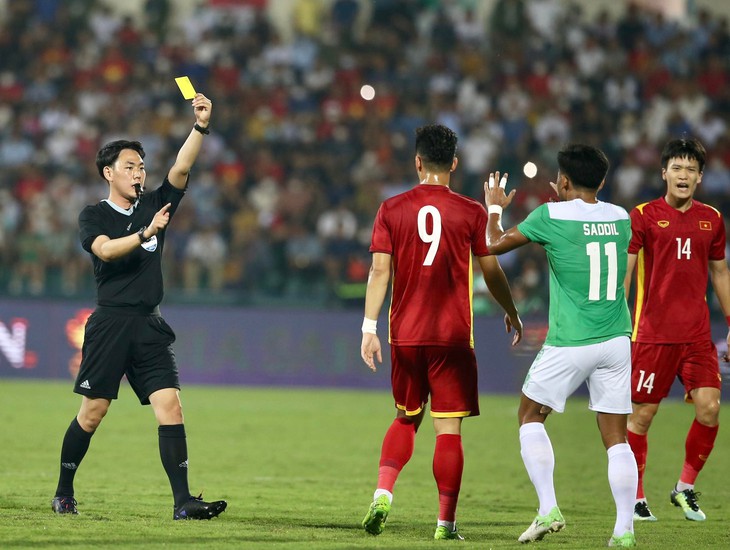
[141,235,158,252]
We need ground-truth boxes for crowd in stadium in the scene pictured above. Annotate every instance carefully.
[1,0,729,314]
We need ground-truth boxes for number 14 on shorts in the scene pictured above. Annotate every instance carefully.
[636,370,655,393]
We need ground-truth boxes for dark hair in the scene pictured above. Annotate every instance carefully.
[415,124,457,172]
[557,143,609,190]
[660,138,706,172]
[96,140,145,179]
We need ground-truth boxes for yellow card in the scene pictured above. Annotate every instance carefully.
[174,76,196,99]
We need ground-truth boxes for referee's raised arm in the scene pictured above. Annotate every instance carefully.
[167,93,212,189]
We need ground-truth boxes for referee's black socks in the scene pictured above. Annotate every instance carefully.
[158,424,190,508]
[55,417,94,497]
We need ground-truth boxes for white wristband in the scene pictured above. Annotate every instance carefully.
[488,205,503,215]
[362,317,377,334]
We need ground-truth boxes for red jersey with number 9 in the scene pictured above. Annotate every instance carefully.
[628,198,726,344]
[370,184,489,348]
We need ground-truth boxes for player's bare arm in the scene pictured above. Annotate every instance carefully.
[709,258,730,361]
[91,203,172,262]
[477,255,523,345]
[168,93,212,189]
[624,253,638,299]
[483,171,530,255]
[361,252,391,371]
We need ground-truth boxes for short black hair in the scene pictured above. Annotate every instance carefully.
[557,143,609,190]
[415,124,457,172]
[96,140,145,179]
[660,137,706,172]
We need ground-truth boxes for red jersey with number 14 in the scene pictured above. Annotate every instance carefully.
[628,198,726,344]
[370,184,489,348]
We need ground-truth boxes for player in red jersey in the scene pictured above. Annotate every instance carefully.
[624,137,730,522]
[359,124,523,540]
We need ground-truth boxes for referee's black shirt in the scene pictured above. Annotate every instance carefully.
[79,178,185,308]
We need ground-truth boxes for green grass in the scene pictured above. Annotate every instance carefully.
[0,380,728,549]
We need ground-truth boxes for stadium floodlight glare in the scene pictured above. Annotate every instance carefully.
[360,84,375,101]
[523,161,537,178]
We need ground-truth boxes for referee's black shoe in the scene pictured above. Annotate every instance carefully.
[52,496,78,515]
[173,494,227,520]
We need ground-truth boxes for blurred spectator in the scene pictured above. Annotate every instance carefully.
[701,156,730,196]
[692,108,727,148]
[612,154,645,205]
[490,0,530,47]
[331,0,361,44]
[285,223,325,297]
[603,68,640,113]
[460,114,503,198]
[0,124,34,167]
[615,2,645,51]
[317,199,359,298]
[183,224,228,294]
[8,217,46,295]
[526,0,565,41]
[144,0,171,42]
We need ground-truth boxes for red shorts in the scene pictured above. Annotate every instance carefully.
[390,345,479,418]
[631,340,721,404]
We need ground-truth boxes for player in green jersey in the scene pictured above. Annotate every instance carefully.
[484,144,638,548]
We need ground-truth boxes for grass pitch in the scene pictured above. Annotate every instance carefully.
[0,379,728,549]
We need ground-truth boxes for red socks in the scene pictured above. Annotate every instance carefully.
[433,434,463,522]
[627,430,647,499]
[377,418,416,492]
[682,419,718,484]
[629,419,718,496]
[376,421,464,523]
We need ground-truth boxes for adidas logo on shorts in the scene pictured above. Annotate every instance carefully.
[79,380,91,390]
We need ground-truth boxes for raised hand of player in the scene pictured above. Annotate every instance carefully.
[192,93,212,126]
[361,333,382,372]
[504,312,524,346]
[484,171,516,211]
[147,203,172,237]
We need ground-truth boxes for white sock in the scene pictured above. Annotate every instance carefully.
[607,443,637,536]
[519,422,557,516]
[373,489,393,504]
[437,520,455,531]
[675,481,693,492]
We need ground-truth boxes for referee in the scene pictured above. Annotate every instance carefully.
[51,93,227,520]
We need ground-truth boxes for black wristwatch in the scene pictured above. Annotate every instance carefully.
[137,226,151,243]
[194,123,210,135]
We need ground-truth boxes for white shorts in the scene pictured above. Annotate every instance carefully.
[522,335,631,414]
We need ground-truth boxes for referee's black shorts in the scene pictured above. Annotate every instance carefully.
[74,306,180,405]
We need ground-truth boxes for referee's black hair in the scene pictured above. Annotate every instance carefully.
[415,125,457,172]
[661,137,706,172]
[557,143,609,190]
[96,140,146,180]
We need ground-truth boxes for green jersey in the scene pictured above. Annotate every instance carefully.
[517,199,632,346]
